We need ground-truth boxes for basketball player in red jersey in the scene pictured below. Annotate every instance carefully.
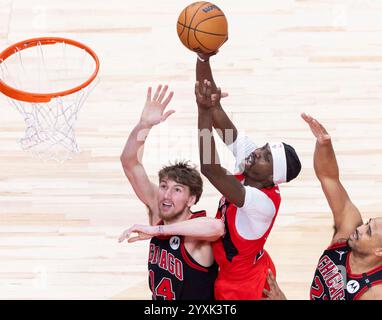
[263,113,382,300]
[119,84,221,300]
[194,53,301,300]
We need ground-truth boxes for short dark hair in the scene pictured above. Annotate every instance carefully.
[283,143,302,182]
[158,161,203,204]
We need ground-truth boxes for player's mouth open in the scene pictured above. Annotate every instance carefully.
[161,202,173,209]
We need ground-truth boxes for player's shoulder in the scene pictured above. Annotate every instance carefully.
[359,283,382,300]
[326,239,349,251]
[263,184,281,198]
[245,184,280,204]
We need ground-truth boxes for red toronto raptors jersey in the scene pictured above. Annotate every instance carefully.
[310,241,382,300]
[212,175,281,300]
[148,211,218,300]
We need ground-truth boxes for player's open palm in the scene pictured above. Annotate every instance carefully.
[140,85,175,127]
[301,113,331,145]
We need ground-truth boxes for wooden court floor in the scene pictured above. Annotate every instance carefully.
[1,0,382,299]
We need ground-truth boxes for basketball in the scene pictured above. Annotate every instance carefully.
[177,1,228,54]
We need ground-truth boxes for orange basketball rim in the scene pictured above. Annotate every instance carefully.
[0,37,100,103]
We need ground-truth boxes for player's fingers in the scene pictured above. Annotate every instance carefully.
[311,119,325,137]
[221,91,229,98]
[262,288,270,297]
[302,113,320,137]
[216,87,229,101]
[161,110,176,122]
[206,82,212,98]
[202,79,208,96]
[162,91,174,108]
[266,269,277,287]
[315,124,331,142]
[304,114,322,133]
[158,85,168,103]
[267,277,276,291]
[268,274,278,291]
[195,81,201,96]
[127,236,140,243]
[211,89,220,106]
[195,82,205,102]
[317,120,329,135]
[153,84,162,101]
[146,87,152,102]
[118,231,129,243]
[301,113,316,126]
[305,118,320,137]
[301,112,312,121]
[195,81,203,100]
[196,91,204,102]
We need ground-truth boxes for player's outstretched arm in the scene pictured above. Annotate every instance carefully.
[196,80,246,207]
[301,113,362,243]
[196,53,237,145]
[120,85,175,225]
[118,217,225,243]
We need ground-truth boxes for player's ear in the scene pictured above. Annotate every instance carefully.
[375,247,382,257]
[187,195,196,207]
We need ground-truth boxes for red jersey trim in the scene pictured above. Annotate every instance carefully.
[190,210,206,219]
[180,239,209,273]
[235,174,245,181]
[180,210,209,273]
[229,185,280,244]
[326,241,348,251]
[346,252,382,278]
[364,264,382,276]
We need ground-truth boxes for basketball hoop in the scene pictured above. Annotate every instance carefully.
[0,37,100,161]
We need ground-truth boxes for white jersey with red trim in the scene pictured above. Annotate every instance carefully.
[310,242,382,300]
[212,175,281,274]
[211,175,281,299]
[148,211,218,300]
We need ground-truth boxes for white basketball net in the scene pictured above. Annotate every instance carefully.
[0,41,98,162]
